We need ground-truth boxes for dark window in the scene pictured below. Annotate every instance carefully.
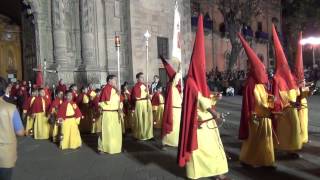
[157,37,169,59]
[257,22,263,31]
[159,68,168,89]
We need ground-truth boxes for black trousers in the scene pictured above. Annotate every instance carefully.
[0,168,13,180]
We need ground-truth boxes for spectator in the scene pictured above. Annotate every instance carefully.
[150,75,162,94]
[226,86,235,96]
[0,77,25,180]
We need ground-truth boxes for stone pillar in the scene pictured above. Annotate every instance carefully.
[80,0,96,67]
[52,0,68,65]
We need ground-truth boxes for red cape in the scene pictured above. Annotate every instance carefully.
[30,97,49,114]
[100,84,113,102]
[239,77,256,140]
[57,101,82,119]
[49,97,63,114]
[151,92,162,106]
[57,82,67,93]
[177,78,199,167]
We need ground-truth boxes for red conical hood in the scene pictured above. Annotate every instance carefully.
[272,25,297,90]
[187,14,210,98]
[36,65,43,87]
[160,56,176,80]
[294,32,304,85]
[238,33,268,84]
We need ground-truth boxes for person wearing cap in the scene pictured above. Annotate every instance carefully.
[238,34,276,168]
[0,77,25,180]
[271,25,303,158]
[160,57,183,148]
[178,15,229,180]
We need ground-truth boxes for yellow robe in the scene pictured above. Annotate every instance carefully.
[186,93,228,179]
[24,97,35,136]
[239,84,275,166]
[275,89,303,151]
[33,99,50,140]
[60,103,82,150]
[298,87,309,143]
[98,88,122,154]
[133,84,154,140]
[91,115,102,134]
[162,72,182,147]
[153,94,165,129]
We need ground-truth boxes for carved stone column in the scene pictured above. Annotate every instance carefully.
[52,0,68,65]
[80,0,96,67]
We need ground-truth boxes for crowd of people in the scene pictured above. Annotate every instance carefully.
[0,15,316,180]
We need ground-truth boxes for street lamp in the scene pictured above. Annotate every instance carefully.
[300,37,320,68]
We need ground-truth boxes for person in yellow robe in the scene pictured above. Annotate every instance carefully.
[22,89,38,136]
[90,89,102,134]
[121,82,133,133]
[271,25,303,158]
[98,75,122,154]
[151,86,164,129]
[131,72,153,140]
[178,14,229,180]
[293,32,311,144]
[77,87,90,133]
[29,88,50,140]
[161,59,183,147]
[238,34,275,168]
[57,91,82,150]
[48,91,64,142]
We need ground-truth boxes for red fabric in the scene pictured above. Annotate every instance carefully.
[72,91,78,103]
[161,80,174,138]
[239,77,256,140]
[238,33,268,84]
[30,97,49,114]
[186,15,210,98]
[131,82,146,108]
[272,25,297,91]
[57,101,82,119]
[294,32,304,84]
[57,80,67,93]
[160,57,176,80]
[44,88,52,105]
[36,67,43,87]
[121,91,132,115]
[178,78,199,167]
[49,97,63,114]
[76,93,85,105]
[22,96,34,114]
[151,92,162,106]
[100,84,113,102]
[178,15,209,167]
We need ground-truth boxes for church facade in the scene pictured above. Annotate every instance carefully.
[21,0,193,86]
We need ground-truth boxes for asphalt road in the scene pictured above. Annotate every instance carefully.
[12,96,320,180]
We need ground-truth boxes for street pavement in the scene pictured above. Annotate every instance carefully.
[12,96,320,180]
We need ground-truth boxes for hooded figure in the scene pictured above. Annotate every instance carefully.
[238,33,276,167]
[177,14,228,179]
[272,25,303,154]
[160,56,182,147]
[294,32,310,144]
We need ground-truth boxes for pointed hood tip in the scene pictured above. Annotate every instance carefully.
[238,33,268,84]
[187,14,210,97]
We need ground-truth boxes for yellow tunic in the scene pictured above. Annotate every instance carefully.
[239,84,275,166]
[153,94,165,129]
[60,103,82,150]
[79,95,91,133]
[298,87,309,143]
[98,88,122,154]
[163,72,182,147]
[133,84,154,140]
[91,115,102,134]
[33,99,50,140]
[24,97,35,136]
[275,89,303,151]
[186,93,228,179]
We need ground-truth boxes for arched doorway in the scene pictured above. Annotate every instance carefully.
[0,0,36,82]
